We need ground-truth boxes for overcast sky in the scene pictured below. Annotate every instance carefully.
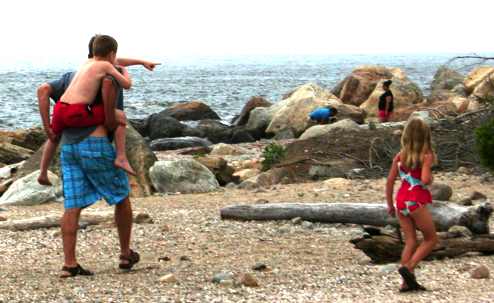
[1,0,492,65]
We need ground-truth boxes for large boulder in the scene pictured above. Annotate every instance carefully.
[245,107,271,137]
[0,142,34,165]
[390,101,457,122]
[195,156,239,185]
[449,96,471,113]
[471,71,494,100]
[149,159,219,194]
[300,119,360,140]
[360,78,424,118]
[326,99,367,124]
[0,128,47,151]
[185,120,230,143]
[150,137,212,151]
[162,101,220,121]
[464,66,494,94]
[0,170,61,206]
[430,66,464,94]
[125,125,157,198]
[147,112,186,140]
[332,66,405,106]
[233,97,272,126]
[266,83,340,136]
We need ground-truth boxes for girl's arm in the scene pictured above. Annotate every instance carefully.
[421,153,434,185]
[115,58,160,71]
[102,62,132,89]
[386,154,400,216]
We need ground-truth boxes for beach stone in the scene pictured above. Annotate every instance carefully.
[467,99,482,111]
[134,213,153,224]
[449,96,470,113]
[245,107,271,137]
[233,168,260,182]
[0,142,34,165]
[457,166,470,174]
[291,217,302,225]
[360,77,423,118]
[0,170,61,206]
[266,83,340,136]
[300,119,360,140]
[149,159,219,194]
[212,272,234,284]
[431,183,453,201]
[378,264,398,274]
[448,225,473,238]
[239,273,259,287]
[471,265,490,279]
[301,221,314,229]
[147,113,186,140]
[162,100,220,121]
[252,263,268,271]
[464,66,494,94]
[159,274,178,283]
[210,143,249,156]
[150,137,212,151]
[194,156,238,186]
[126,125,158,198]
[0,215,6,221]
[233,96,272,126]
[469,191,487,201]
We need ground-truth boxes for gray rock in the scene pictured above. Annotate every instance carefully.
[301,221,314,229]
[149,159,219,194]
[245,107,271,134]
[162,101,220,121]
[273,128,296,140]
[0,170,61,206]
[150,137,212,151]
[291,217,302,225]
[147,113,186,140]
[300,119,360,140]
[448,225,473,238]
[431,183,453,201]
[212,272,234,284]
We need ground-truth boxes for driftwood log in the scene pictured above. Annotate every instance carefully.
[0,211,152,231]
[350,226,494,263]
[220,202,493,234]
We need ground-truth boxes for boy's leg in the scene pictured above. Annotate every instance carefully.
[407,207,438,270]
[38,139,58,185]
[113,110,135,175]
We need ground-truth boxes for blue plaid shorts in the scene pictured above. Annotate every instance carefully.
[61,136,130,209]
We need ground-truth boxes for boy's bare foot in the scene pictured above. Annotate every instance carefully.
[38,174,52,186]
[114,158,136,176]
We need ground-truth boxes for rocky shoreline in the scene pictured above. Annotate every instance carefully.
[0,64,493,302]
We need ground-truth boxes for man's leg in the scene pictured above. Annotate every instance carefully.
[115,196,132,258]
[61,208,82,268]
[113,110,136,175]
[38,139,58,185]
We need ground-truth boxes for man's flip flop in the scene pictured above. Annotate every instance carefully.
[119,249,140,270]
[398,267,426,291]
[60,264,94,278]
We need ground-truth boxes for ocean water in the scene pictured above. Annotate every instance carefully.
[0,53,489,130]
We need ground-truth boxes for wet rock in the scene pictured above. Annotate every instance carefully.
[150,137,212,151]
[431,183,453,201]
[471,265,490,279]
[149,159,219,194]
[162,101,220,121]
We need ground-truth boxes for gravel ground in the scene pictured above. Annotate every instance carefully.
[0,172,493,303]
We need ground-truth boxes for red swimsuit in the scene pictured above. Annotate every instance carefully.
[395,157,432,216]
[51,102,105,136]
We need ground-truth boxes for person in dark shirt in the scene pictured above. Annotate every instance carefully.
[378,80,394,122]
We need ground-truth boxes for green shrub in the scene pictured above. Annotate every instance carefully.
[475,118,494,172]
[261,143,286,171]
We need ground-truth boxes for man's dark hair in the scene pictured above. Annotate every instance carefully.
[88,35,97,58]
[92,35,118,58]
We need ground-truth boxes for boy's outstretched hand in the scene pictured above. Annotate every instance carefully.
[143,61,160,71]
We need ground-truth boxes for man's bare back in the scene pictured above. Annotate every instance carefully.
[61,59,131,105]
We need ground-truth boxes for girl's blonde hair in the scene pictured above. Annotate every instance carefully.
[400,118,436,169]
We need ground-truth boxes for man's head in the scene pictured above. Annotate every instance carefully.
[383,79,392,91]
[92,35,118,62]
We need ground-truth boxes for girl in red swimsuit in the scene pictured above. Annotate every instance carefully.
[386,118,438,292]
